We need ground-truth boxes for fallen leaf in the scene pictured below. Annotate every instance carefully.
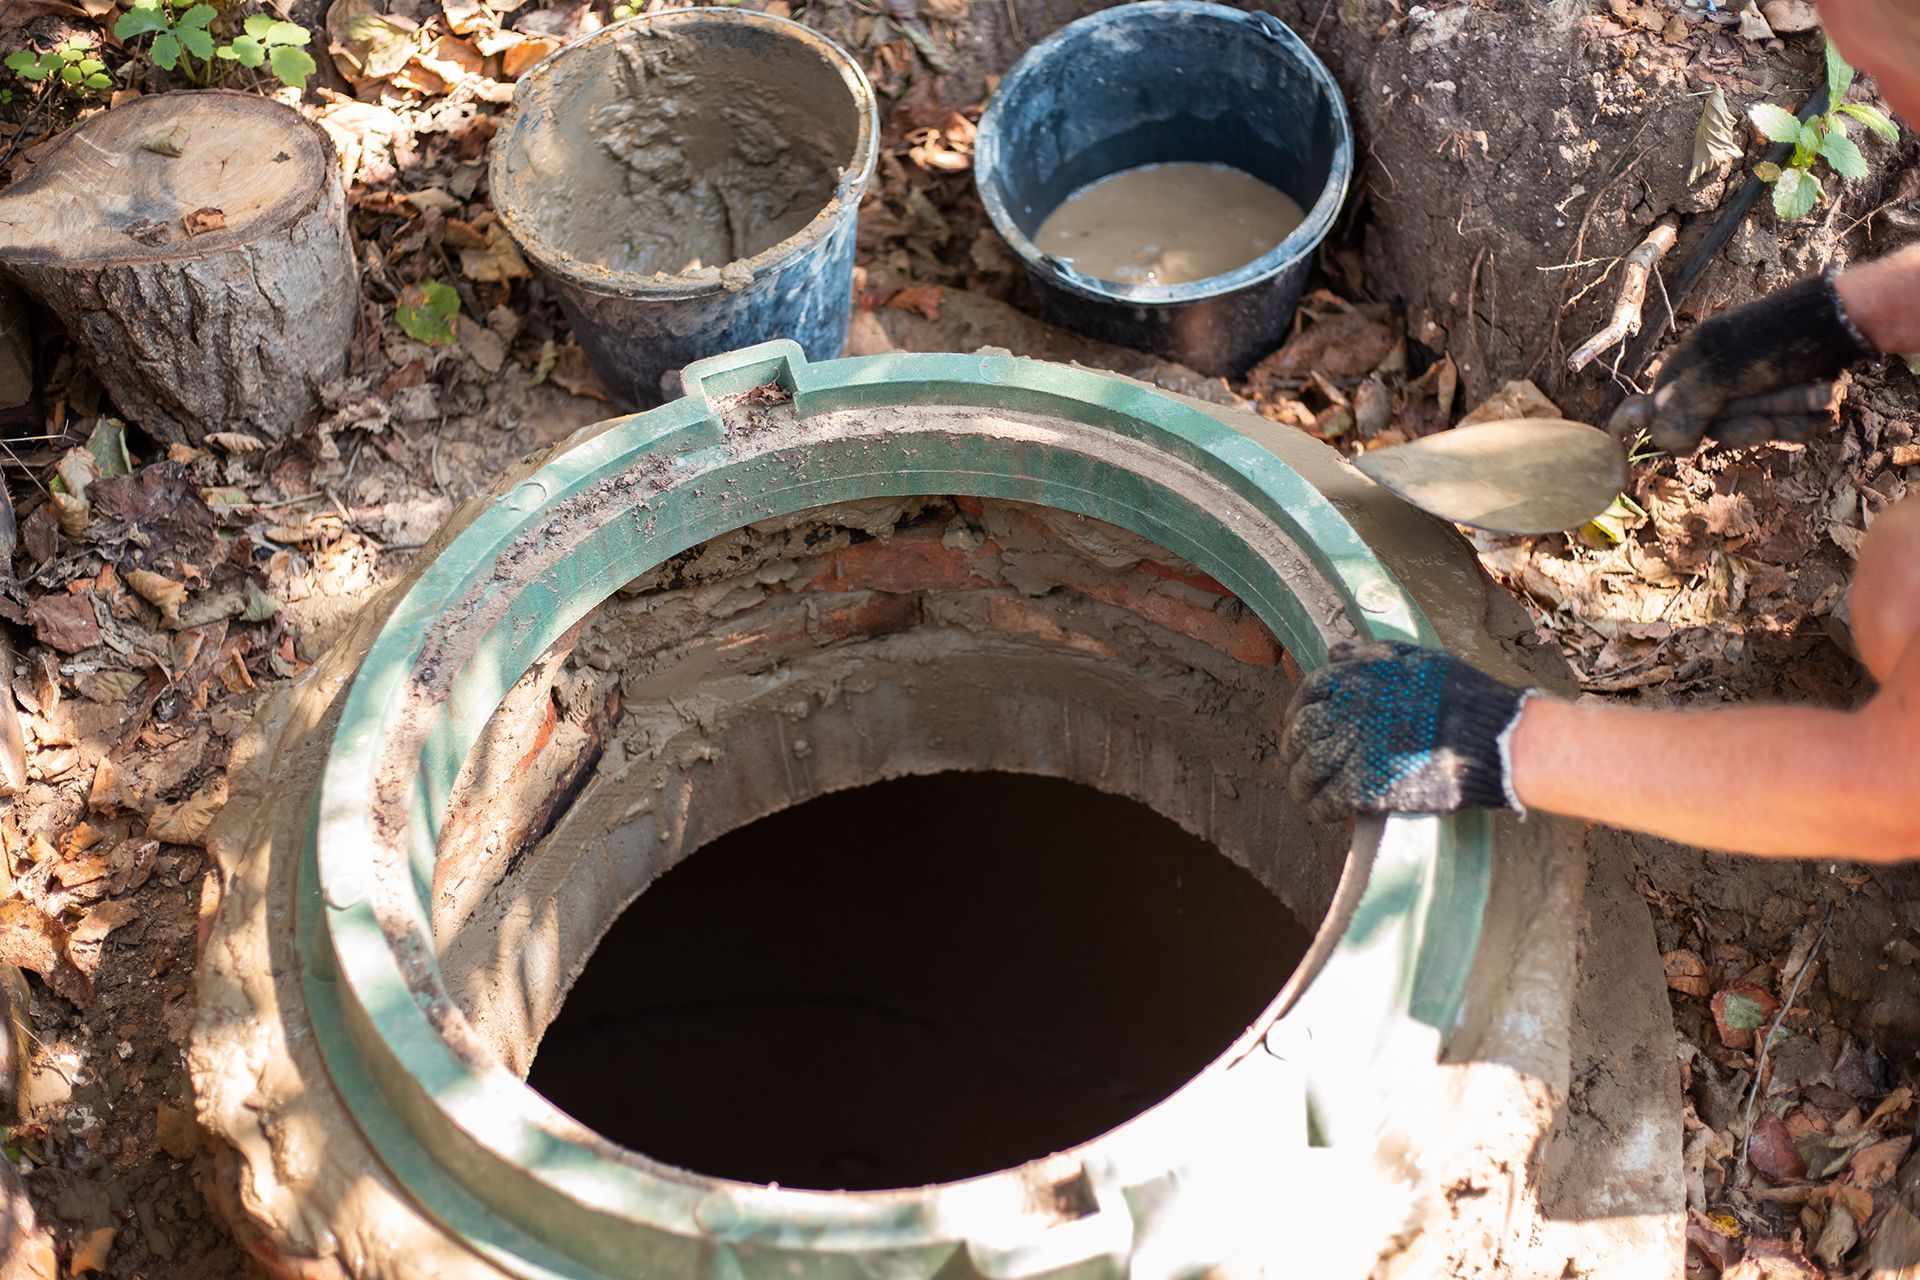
[501,34,559,78]
[0,900,90,1005]
[1663,948,1711,997]
[1691,87,1744,184]
[1712,981,1779,1050]
[27,595,101,655]
[74,668,145,705]
[1689,1211,1745,1272]
[1865,1085,1912,1131]
[154,1103,199,1160]
[182,206,227,236]
[1726,1236,1819,1279]
[548,343,608,400]
[204,431,264,455]
[458,222,531,283]
[886,284,945,320]
[69,899,138,945]
[69,1224,115,1275]
[1749,1111,1808,1181]
[1247,310,1397,384]
[1849,1135,1910,1190]
[88,757,125,817]
[142,124,189,157]
[1737,0,1775,39]
[1764,1034,1833,1096]
[123,568,187,628]
[147,780,226,846]
[1459,378,1563,426]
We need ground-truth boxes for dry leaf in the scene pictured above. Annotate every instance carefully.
[886,284,945,320]
[204,431,265,455]
[88,756,125,817]
[1712,981,1779,1050]
[502,34,559,79]
[69,1224,115,1275]
[182,206,227,236]
[0,900,90,1005]
[1459,378,1563,426]
[147,780,227,846]
[75,668,146,704]
[154,1103,200,1160]
[124,569,187,628]
[1690,87,1744,184]
[1762,0,1819,31]
[1662,948,1711,997]
[1726,1236,1819,1279]
[48,491,90,541]
[1848,1135,1910,1190]
[27,594,101,655]
[1750,1111,1808,1181]
[548,343,608,400]
[143,124,189,157]
[69,899,138,945]
[1247,310,1397,385]
[459,223,532,283]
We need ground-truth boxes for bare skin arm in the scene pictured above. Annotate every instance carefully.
[1508,495,1920,860]
[1837,242,1920,355]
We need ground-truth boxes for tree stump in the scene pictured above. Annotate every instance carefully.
[0,90,357,444]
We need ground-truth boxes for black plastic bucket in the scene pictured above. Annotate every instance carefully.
[974,2,1353,377]
[491,10,878,407]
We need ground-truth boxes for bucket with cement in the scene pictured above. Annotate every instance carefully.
[974,2,1352,377]
[490,9,878,406]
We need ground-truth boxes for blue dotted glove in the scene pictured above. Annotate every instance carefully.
[1280,641,1534,821]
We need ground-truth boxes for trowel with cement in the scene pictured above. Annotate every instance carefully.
[1353,417,1629,537]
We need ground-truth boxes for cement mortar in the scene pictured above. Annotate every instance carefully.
[504,21,857,287]
[429,496,1343,1077]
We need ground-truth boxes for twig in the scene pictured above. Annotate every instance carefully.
[1568,217,1679,374]
[1740,903,1835,1177]
[1534,117,1658,378]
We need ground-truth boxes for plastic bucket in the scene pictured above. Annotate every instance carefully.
[490,9,878,406]
[974,2,1353,377]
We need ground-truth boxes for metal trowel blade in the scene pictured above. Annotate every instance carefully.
[1352,418,1628,536]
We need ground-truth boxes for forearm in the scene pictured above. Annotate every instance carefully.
[1509,695,1920,860]
[1836,242,1920,354]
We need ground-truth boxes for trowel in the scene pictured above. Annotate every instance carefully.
[1353,417,1629,537]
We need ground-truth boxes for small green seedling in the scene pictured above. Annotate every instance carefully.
[214,12,317,87]
[396,282,460,345]
[115,0,316,90]
[1750,39,1899,221]
[5,37,114,97]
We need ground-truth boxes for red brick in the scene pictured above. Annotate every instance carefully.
[1081,583,1280,668]
[802,526,995,595]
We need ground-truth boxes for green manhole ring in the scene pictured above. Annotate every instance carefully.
[300,341,1491,1280]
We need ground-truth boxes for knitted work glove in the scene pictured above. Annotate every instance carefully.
[1608,269,1873,454]
[1281,641,1534,821]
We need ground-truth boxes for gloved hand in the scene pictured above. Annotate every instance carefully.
[1280,641,1535,821]
[1607,269,1873,454]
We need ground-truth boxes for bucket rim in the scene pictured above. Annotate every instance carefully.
[973,1,1355,307]
[488,7,880,301]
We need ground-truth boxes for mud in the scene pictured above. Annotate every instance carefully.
[501,21,862,285]
[1035,163,1305,286]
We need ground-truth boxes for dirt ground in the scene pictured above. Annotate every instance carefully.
[0,0,1917,1275]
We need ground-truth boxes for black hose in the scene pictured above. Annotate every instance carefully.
[1621,84,1833,378]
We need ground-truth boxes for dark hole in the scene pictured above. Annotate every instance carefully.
[527,772,1313,1190]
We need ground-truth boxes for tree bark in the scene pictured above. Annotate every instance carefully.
[0,90,357,444]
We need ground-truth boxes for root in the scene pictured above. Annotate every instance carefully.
[1566,217,1679,375]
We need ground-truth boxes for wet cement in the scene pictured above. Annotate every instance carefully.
[1034,162,1305,286]
[526,771,1312,1190]
[502,23,861,284]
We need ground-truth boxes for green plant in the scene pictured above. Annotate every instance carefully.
[1750,39,1899,221]
[5,37,114,97]
[115,0,316,90]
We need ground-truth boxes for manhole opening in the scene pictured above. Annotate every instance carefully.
[526,770,1311,1191]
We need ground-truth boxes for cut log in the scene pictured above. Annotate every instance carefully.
[0,90,357,444]
[0,281,30,413]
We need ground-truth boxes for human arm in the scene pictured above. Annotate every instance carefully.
[1281,498,1920,859]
